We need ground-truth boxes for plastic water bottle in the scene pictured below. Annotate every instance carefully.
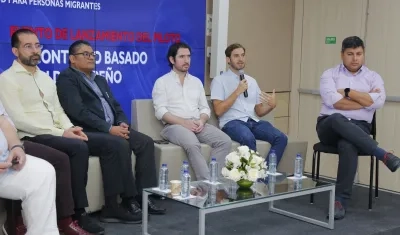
[268,175,276,195]
[158,163,168,190]
[268,150,277,174]
[294,153,303,178]
[181,170,191,198]
[209,157,218,183]
[181,160,189,182]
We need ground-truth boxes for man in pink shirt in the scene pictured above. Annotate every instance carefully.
[318,36,400,220]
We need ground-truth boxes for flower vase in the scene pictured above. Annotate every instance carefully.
[236,188,254,200]
[236,179,253,189]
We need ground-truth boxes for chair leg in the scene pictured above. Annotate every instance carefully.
[368,156,374,210]
[316,151,321,180]
[375,157,379,198]
[310,150,317,204]
[5,200,17,235]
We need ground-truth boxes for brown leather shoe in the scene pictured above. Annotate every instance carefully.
[2,216,27,235]
[58,217,94,235]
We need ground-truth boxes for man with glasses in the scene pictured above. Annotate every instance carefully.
[0,29,139,233]
[56,40,165,219]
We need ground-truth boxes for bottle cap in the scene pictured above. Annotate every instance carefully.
[162,163,167,167]
[211,157,216,161]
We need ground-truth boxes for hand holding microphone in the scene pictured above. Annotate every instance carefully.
[237,70,248,97]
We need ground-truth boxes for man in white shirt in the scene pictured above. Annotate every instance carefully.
[0,109,58,235]
[152,42,232,180]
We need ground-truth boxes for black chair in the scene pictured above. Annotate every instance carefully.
[310,113,379,210]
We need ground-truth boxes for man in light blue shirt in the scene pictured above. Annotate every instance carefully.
[210,43,288,164]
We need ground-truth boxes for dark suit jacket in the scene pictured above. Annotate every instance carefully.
[56,67,129,133]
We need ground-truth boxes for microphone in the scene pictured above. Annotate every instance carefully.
[239,70,248,98]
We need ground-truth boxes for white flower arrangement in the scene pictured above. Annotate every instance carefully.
[221,145,268,182]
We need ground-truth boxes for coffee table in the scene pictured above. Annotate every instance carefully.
[142,173,335,235]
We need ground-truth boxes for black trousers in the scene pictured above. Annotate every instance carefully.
[22,135,90,209]
[316,113,377,201]
[23,128,157,207]
[23,141,75,218]
[84,128,158,197]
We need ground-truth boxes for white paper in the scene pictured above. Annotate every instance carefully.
[151,187,171,193]
[287,176,307,180]
[266,171,282,176]
[173,194,197,200]
[203,180,222,185]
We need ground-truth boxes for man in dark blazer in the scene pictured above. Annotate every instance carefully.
[56,40,166,219]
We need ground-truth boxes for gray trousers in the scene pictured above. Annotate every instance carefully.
[161,123,232,180]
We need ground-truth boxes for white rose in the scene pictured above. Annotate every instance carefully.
[228,168,242,182]
[221,167,230,177]
[237,146,250,160]
[258,169,267,179]
[254,156,264,166]
[226,152,241,168]
[247,168,259,181]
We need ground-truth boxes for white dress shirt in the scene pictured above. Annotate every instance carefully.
[152,70,210,121]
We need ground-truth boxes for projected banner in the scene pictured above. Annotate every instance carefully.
[0,0,206,120]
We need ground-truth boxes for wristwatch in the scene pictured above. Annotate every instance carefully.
[344,88,350,98]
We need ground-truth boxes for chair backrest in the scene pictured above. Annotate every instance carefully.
[131,99,164,140]
[371,112,376,139]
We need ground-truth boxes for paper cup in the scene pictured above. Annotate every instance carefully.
[170,180,181,195]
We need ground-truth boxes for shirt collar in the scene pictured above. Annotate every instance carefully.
[227,69,241,80]
[71,67,96,80]
[11,60,40,74]
[170,69,190,83]
[340,63,364,76]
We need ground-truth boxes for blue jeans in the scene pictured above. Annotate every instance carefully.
[222,118,288,163]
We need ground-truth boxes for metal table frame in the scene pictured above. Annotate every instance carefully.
[142,184,335,235]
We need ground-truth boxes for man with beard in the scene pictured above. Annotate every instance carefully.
[56,40,166,217]
[152,42,231,180]
[210,43,288,166]
[316,36,400,220]
[0,29,140,233]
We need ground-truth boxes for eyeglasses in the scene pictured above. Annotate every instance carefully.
[21,44,43,51]
[73,52,97,58]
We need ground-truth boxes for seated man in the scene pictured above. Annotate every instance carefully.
[210,43,288,164]
[0,29,137,230]
[56,40,165,215]
[1,101,93,235]
[317,36,400,220]
[0,113,58,235]
[152,42,232,180]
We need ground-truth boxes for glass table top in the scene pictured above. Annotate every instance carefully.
[144,173,334,209]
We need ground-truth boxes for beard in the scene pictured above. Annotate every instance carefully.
[175,64,190,73]
[229,62,245,71]
[19,54,41,67]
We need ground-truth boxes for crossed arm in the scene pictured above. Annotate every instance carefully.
[320,72,386,111]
